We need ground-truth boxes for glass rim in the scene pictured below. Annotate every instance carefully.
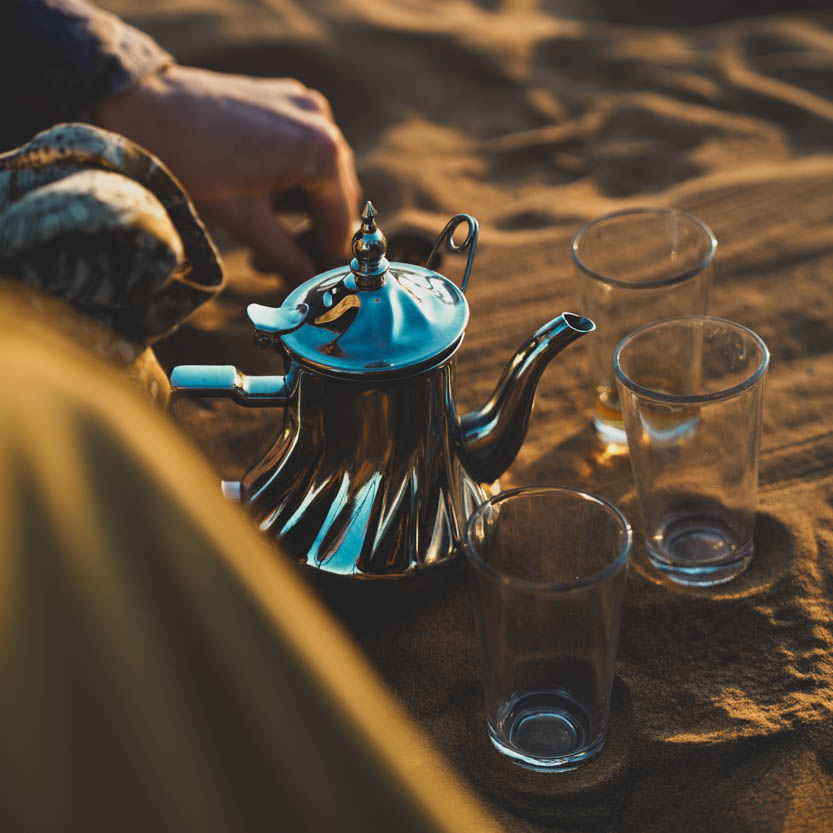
[570,207,717,290]
[613,315,771,405]
[463,485,632,592]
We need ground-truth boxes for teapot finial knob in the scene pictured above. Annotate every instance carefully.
[361,201,377,227]
[351,200,389,288]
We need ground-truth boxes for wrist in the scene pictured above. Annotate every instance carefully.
[92,63,180,155]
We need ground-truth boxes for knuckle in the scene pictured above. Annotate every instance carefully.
[277,78,307,94]
[307,122,342,168]
[306,88,332,115]
[293,86,332,117]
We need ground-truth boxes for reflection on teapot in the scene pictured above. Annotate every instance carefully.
[170,203,594,583]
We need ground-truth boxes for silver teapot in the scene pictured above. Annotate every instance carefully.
[170,203,594,583]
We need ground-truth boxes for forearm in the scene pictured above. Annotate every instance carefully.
[0,0,172,151]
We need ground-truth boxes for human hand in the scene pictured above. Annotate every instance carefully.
[94,64,361,283]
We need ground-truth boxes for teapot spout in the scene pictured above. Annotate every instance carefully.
[460,312,594,484]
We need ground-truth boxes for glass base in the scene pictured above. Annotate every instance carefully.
[593,416,629,453]
[647,510,753,586]
[488,689,605,772]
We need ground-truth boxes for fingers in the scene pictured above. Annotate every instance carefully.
[302,121,362,260]
[257,80,361,258]
[201,194,316,285]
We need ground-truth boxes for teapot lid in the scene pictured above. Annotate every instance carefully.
[248,202,470,378]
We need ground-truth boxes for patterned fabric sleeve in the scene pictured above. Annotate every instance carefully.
[0,0,173,151]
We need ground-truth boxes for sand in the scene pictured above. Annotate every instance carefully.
[102,1,833,829]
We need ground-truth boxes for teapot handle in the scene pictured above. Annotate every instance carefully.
[168,365,290,407]
[424,213,478,293]
[167,365,290,503]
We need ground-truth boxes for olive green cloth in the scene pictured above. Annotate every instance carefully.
[0,297,503,833]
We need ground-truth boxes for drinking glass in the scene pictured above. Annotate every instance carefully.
[614,316,769,586]
[464,486,631,772]
[571,208,715,450]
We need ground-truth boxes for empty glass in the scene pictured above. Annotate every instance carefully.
[572,208,715,450]
[464,486,631,772]
[614,316,769,586]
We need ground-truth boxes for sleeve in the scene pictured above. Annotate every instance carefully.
[0,0,173,151]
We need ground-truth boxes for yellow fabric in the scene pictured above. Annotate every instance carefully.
[0,280,171,404]
[0,293,503,833]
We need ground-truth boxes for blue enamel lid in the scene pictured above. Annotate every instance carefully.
[247,203,469,378]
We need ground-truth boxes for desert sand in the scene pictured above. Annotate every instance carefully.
[101,1,833,830]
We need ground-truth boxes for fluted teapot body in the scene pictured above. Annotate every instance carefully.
[240,361,487,577]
